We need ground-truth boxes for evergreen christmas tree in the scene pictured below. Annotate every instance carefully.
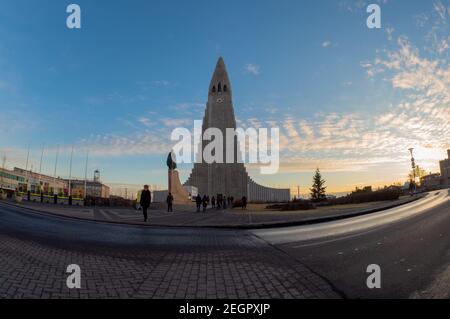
[310,168,327,202]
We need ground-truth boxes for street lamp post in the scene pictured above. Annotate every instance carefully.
[408,148,416,191]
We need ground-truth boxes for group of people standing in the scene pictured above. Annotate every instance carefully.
[195,194,247,212]
[211,195,234,210]
[139,184,248,222]
[195,195,210,212]
[195,194,231,212]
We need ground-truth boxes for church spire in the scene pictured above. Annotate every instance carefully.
[209,57,231,96]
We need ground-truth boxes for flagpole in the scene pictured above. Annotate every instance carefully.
[25,145,30,192]
[54,145,60,178]
[53,145,60,195]
[68,146,74,197]
[84,149,89,199]
[39,143,45,194]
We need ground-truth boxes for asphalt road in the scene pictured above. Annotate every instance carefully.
[0,190,449,298]
[264,190,450,298]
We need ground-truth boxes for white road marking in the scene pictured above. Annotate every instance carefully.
[252,189,450,245]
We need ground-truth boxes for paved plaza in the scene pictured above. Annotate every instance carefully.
[0,202,340,299]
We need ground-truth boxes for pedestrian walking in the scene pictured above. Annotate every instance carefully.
[166,192,174,212]
[223,196,227,209]
[202,195,208,212]
[241,196,247,210]
[196,194,202,212]
[211,196,216,208]
[218,195,222,209]
[140,185,151,222]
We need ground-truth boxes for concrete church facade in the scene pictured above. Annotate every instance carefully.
[184,57,290,203]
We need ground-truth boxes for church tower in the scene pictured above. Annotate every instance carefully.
[185,57,249,198]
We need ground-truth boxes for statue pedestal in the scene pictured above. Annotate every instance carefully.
[168,169,192,204]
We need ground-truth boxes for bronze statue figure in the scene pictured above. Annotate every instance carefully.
[166,152,177,170]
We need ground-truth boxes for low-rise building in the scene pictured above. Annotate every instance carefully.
[439,150,450,188]
[0,168,26,193]
[12,167,110,198]
[69,180,110,199]
[13,167,67,195]
[421,173,442,191]
[1,166,110,201]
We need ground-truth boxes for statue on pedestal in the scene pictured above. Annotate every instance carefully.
[166,151,191,204]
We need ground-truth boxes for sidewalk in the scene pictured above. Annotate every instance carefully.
[2,194,424,229]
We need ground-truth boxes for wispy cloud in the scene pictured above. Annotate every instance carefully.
[137,80,171,90]
[77,132,171,157]
[244,63,261,76]
[306,2,449,174]
[386,27,395,41]
[138,117,154,127]
[236,5,449,175]
[339,0,389,13]
[160,118,193,127]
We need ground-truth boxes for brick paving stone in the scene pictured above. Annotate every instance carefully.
[0,229,340,299]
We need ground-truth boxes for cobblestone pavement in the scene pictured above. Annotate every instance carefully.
[0,203,341,299]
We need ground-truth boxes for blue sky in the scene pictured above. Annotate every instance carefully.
[0,0,449,196]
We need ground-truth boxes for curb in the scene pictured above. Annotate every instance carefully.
[0,194,426,230]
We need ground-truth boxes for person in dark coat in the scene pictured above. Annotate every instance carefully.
[140,185,151,222]
[211,196,216,208]
[196,194,202,212]
[216,195,221,210]
[220,195,224,209]
[241,196,247,210]
[166,192,174,212]
[202,195,208,212]
[223,195,227,209]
